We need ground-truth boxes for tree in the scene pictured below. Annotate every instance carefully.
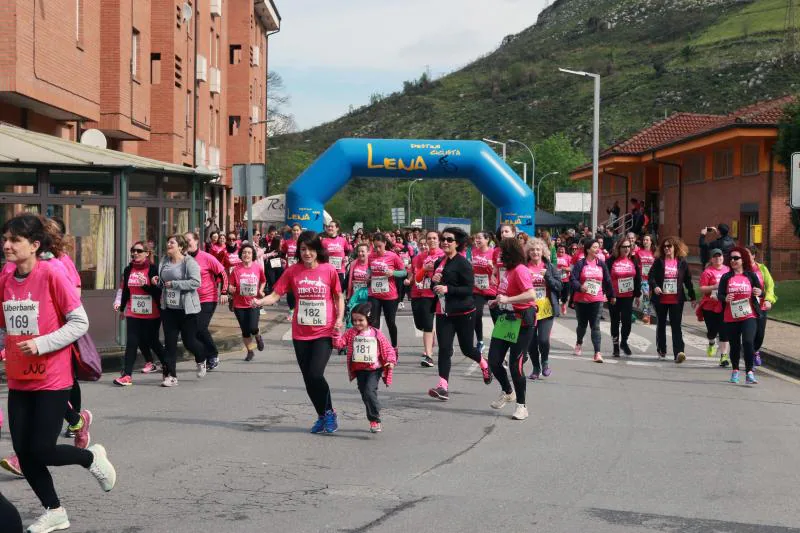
[266,71,297,137]
[528,133,587,211]
[775,99,800,237]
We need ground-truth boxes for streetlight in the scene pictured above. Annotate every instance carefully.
[536,171,559,211]
[512,161,527,187]
[408,178,423,227]
[508,139,535,190]
[558,67,601,234]
[482,138,507,230]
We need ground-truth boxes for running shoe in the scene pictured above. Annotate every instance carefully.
[428,386,449,401]
[161,376,178,387]
[620,341,632,356]
[259,308,266,315]
[245,350,255,362]
[746,371,758,385]
[196,362,207,378]
[26,507,70,533]
[612,343,620,357]
[0,454,23,477]
[87,444,116,492]
[323,410,338,434]
[286,311,294,322]
[593,352,604,363]
[729,370,740,384]
[398,301,405,310]
[528,371,540,380]
[542,365,552,377]
[706,344,717,358]
[207,357,220,371]
[658,352,666,359]
[74,409,93,449]
[642,315,651,325]
[477,341,485,354]
[490,391,516,409]
[574,344,582,356]
[511,404,529,420]
[338,348,346,356]
[370,421,382,433]
[310,417,325,434]
[63,427,76,438]
[481,363,492,385]
[719,353,730,367]
[255,334,265,351]
[754,352,762,367]
[676,352,686,364]
[420,355,434,368]
[560,303,567,315]
[113,375,133,387]
[141,362,158,374]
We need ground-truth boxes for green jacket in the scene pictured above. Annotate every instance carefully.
[758,263,778,304]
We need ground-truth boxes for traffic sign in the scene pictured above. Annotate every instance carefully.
[792,153,800,209]
[391,207,406,225]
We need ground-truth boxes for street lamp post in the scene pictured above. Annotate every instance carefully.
[408,178,423,227]
[508,139,535,191]
[558,67,601,234]
[482,138,507,230]
[512,161,527,188]
[536,171,559,211]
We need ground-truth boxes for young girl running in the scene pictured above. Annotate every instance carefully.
[332,303,396,433]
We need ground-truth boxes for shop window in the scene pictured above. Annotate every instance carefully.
[128,173,158,198]
[49,170,113,196]
[0,168,38,194]
[164,207,191,235]
[713,149,734,180]
[742,144,760,176]
[163,175,191,200]
[683,154,705,184]
[663,164,679,187]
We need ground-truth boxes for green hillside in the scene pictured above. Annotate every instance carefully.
[269,0,800,231]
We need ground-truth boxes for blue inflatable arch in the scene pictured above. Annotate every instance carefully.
[285,138,535,234]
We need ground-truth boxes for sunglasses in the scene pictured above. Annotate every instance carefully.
[663,244,673,248]
[620,245,631,249]
[442,237,456,243]
[730,255,742,261]
[130,248,145,254]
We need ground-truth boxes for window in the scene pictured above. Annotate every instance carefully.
[48,204,116,290]
[663,164,679,187]
[185,91,191,127]
[229,116,241,136]
[128,173,158,198]
[713,149,734,179]
[150,53,161,84]
[230,44,242,65]
[0,168,37,193]
[683,154,705,183]
[174,55,183,88]
[131,29,140,79]
[163,176,191,200]
[209,105,214,145]
[742,144,760,176]
[49,170,113,196]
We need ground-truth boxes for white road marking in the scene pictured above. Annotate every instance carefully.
[598,320,651,353]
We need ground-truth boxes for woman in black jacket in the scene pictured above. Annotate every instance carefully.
[427,227,491,401]
[647,236,696,363]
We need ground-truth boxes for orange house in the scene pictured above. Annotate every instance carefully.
[570,96,799,280]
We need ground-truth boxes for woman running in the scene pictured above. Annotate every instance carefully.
[155,234,205,385]
[367,233,406,358]
[394,235,414,310]
[648,236,696,363]
[322,220,352,292]
[347,243,371,298]
[487,237,537,421]
[607,237,641,357]
[634,234,655,324]
[470,231,496,354]
[698,248,731,367]
[555,244,571,315]
[570,239,614,363]
[748,246,776,367]
[206,231,223,256]
[491,224,517,322]
[718,247,762,385]
[525,238,562,379]
[0,213,116,533]
[280,224,303,322]
[229,243,266,361]
[113,241,167,386]
[427,227,491,401]
[254,232,345,433]
[410,231,443,367]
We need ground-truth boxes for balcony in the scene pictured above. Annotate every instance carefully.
[210,0,222,17]
[196,55,208,82]
[209,67,221,94]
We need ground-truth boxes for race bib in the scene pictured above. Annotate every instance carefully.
[642,264,651,276]
[561,269,570,281]
[269,258,282,269]
[240,281,257,296]
[617,277,634,294]
[535,286,547,301]
[131,294,153,315]
[298,299,327,326]
[330,256,343,270]
[4,334,46,381]
[352,335,378,364]
[731,298,752,319]
[663,279,678,295]
[287,257,298,266]
[475,274,490,290]
[353,281,367,292]
[371,277,390,294]
[3,300,40,336]
[498,302,514,312]
[403,257,411,267]
[584,279,600,296]
[165,288,180,307]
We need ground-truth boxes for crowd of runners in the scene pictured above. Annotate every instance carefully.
[0,212,776,532]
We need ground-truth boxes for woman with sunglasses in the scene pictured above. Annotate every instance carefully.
[525,238,562,379]
[470,231,496,354]
[607,237,641,357]
[367,233,406,357]
[718,247,762,384]
[634,234,656,324]
[409,232,443,367]
[570,239,614,362]
[648,236,696,363]
[113,242,167,386]
[698,248,731,367]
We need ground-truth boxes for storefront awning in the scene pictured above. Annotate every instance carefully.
[0,123,219,179]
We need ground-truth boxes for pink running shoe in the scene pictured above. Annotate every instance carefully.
[593,352,604,363]
[113,375,133,387]
[74,409,93,449]
[0,454,23,477]
[141,362,157,374]
[574,344,582,356]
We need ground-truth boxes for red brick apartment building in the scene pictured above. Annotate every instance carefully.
[570,96,800,281]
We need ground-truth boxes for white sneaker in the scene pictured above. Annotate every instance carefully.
[196,362,207,378]
[511,404,529,420]
[398,301,405,310]
[87,444,116,492]
[26,507,70,533]
[490,391,516,409]
[161,376,178,387]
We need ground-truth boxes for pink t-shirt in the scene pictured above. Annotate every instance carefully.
[281,239,298,268]
[661,259,679,305]
[700,265,730,312]
[231,263,266,309]
[527,261,548,301]
[124,262,159,319]
[411,249,444,299]
[193,250,228,304]
[0,260,82,391]
[497,263,535,313]
[610,258,637,299]
[492,247,507,285]
[635,249,655,278]
[573,258,605,304]
[57,254,81,289]
[223,249,242,273]
[322,235,352,273]
[724,273,757,323]
[556,253,571,282]
[367,250,404,300]
[570,250,585,266]
[471,247,496,297]
[3,256,69,280]
[209,243,226,263]
[274,262,341,340]
[348,260,370,297]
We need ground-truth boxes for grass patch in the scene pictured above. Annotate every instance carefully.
[770,280,800,324]
[694,0,786,46]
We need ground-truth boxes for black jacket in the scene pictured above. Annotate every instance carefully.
[432,254,475,316]
[570,258,615,300]
[699,234,736,265]
[119,262,162,313]
[606,256,642,299]
[647,257,695,305]
[717,270,763,319]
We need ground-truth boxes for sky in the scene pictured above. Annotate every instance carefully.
[269,0,552,131]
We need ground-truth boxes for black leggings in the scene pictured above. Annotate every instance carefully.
[287,291,296,311]
[529,317,554,372]
[369,297,399,347]
[0,493,22,533]
[655,302,685,356]
[489,324,535,405]
[473,294,494,343]
[610,297,634,344]
[233,307,260,337]
[197,302,218,359]
[64,376,81,428]
[266,264,283,293]
[161,308,205,374]
[8,389,94,510]
[559,282,570,305]
[356,369,382,422]
[576,301,603,353]
[411,297,435,333]
[435,311,482,382]
[726,318,757,372]
[754,311,767,353]
[704,309,729,343]
[123,317,166,376]
[293,338,333,416]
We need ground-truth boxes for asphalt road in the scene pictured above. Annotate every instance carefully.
[2,307,800,533]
